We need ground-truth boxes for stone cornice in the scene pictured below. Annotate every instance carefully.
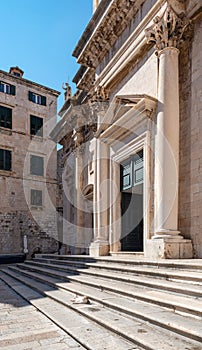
[74,0,145,68]
[94,0,167,90]
[74,67,95,92]
[73,0,113,58]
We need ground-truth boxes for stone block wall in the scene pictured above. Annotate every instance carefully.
[179,16,202,257]
[0,69,59,257]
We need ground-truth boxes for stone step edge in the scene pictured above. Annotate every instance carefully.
[32,258,202,282]
[7,265,202,344]
[7,267,202,334]
[0,269,158,350]
[31,259,202,297]
[1,268,200,350]
[14,264,202,317]
[35,255,202,271]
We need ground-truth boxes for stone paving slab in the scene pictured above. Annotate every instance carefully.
[0,278,85,349]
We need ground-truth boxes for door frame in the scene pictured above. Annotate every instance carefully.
[110,132,151,254]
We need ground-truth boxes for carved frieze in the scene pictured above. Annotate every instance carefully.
[145,5,191,51]
[89,85,109,103]
[77,0,145,68]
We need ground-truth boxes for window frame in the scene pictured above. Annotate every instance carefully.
[30,189,43,207]
[28,91,46,106]
[30,114,43,137]
[0,148,12,171]
[30,154,44,176]
[0,105,12,130]
[0,82,16,95]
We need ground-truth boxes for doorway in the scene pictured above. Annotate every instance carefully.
[120,150,144,252]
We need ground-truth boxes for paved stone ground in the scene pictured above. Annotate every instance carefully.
[0,278,85,350]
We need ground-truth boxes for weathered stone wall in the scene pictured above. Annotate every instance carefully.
[0,70,59,257]
[179,16,202,257]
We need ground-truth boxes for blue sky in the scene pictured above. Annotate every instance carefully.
[1,0,92,110]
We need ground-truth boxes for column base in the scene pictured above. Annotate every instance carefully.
[145,237,193,259]
[89,240,110,257]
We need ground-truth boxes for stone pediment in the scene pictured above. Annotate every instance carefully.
[96,94,157,142]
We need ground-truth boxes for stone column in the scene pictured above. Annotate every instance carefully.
[155,46,180,237]
[145,4,193,258]
[74,130,85,255]
[89,138,110,256]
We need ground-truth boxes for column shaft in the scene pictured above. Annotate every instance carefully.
[155,47,180,236]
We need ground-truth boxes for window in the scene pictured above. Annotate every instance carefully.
[30,115,43,137]
[133,150,144,186]
[0,82,16,95]
[30,155,44,176]
[28,91,46,106]
[121,150,144,191]
[31,189,42,206]
[13,72,20,77]
[0,149,12,171]
[0,106,12,129]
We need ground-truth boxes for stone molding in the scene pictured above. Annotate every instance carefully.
[145,4,191,51]
[76,0,145,68]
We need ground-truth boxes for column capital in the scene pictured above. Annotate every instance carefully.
[145,4,191,51]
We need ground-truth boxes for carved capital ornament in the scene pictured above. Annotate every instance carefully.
[145,5,191,51]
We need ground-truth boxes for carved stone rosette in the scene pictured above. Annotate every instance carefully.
[145,5,191,51]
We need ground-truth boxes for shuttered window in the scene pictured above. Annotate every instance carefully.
[0,106,12,129]
[30,155,44,176]
[0,82,16,95]
[31,189,42,206]
[0,149,12,171]
[30,115,43,137]
[28,91,46,106]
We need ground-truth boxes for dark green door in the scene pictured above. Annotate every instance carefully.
[120,150,144,252]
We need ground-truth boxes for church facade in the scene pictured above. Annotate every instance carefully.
[53,0,202,258]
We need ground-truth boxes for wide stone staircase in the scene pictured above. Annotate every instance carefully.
[0,255,202,350]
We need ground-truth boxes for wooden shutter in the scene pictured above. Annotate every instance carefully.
[28,91,33,101]
[30,155,44,176]
[41,95,46,106]
[10,84,16,96]
[5,150,11,171]
[0,83,4,93]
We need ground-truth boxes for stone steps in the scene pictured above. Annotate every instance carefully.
[36,254,202,271]
[3,264,202,344]
[31,258,202,297]
[9,262,202,319]
[0,271,138,350]
[0,267,201,350]
[1,255,202,350]
[33,256,202,283]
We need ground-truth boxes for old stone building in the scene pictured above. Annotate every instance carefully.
[52,0,202,258]
[0,66,60,257]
